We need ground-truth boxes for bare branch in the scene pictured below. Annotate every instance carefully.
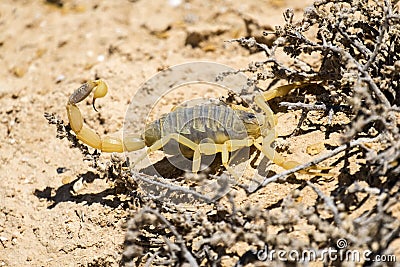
[141,207,199,267]
[306,181,341,225]
[252,137,380,192]
[362,0,391,72]
[280,101,327,111]
[132,172,212,203]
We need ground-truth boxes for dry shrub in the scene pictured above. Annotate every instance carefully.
[121,1,400,266]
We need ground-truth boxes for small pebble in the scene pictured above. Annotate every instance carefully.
[61,175,74,185]
[97,55,105,62]
[57,167,67,174]
[73,177,85,192]
[20,157,30,163]
[168,0,182,7]
[55,74,65,83]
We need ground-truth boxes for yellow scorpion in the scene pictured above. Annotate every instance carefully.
[66,80,320,177]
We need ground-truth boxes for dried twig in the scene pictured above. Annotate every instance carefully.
[306,180,341,225]
[362,0,391,72]
[141,207,199,267]
[133,173,212,202]
[251,137,379,193]
[279,101,349,111]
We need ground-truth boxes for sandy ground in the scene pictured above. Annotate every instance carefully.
[1,1,398,266]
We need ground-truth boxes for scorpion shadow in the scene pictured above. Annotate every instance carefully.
[34,155,229,209]
[140,146,265,179]
[35,146,296,208]
[34,171,133,209]
[139,154,226,178]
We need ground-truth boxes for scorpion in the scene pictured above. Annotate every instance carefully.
[66,79,323,178]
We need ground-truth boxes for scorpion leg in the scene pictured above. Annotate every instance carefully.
[67,80,146,152]
[253,82,311,170]
[253,135,299,170]
[131,133,198,168]
[258,82,312,102]
[196,138,255,179]
[254,82,330,174]
[254,82,313,124]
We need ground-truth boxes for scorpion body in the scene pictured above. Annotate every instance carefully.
[143,103,261,157]
[66,79,325,177]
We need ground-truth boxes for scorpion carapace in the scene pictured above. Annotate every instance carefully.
[66,79,326,178]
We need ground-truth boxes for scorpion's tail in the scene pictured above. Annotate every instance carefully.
[66,80,146,152]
